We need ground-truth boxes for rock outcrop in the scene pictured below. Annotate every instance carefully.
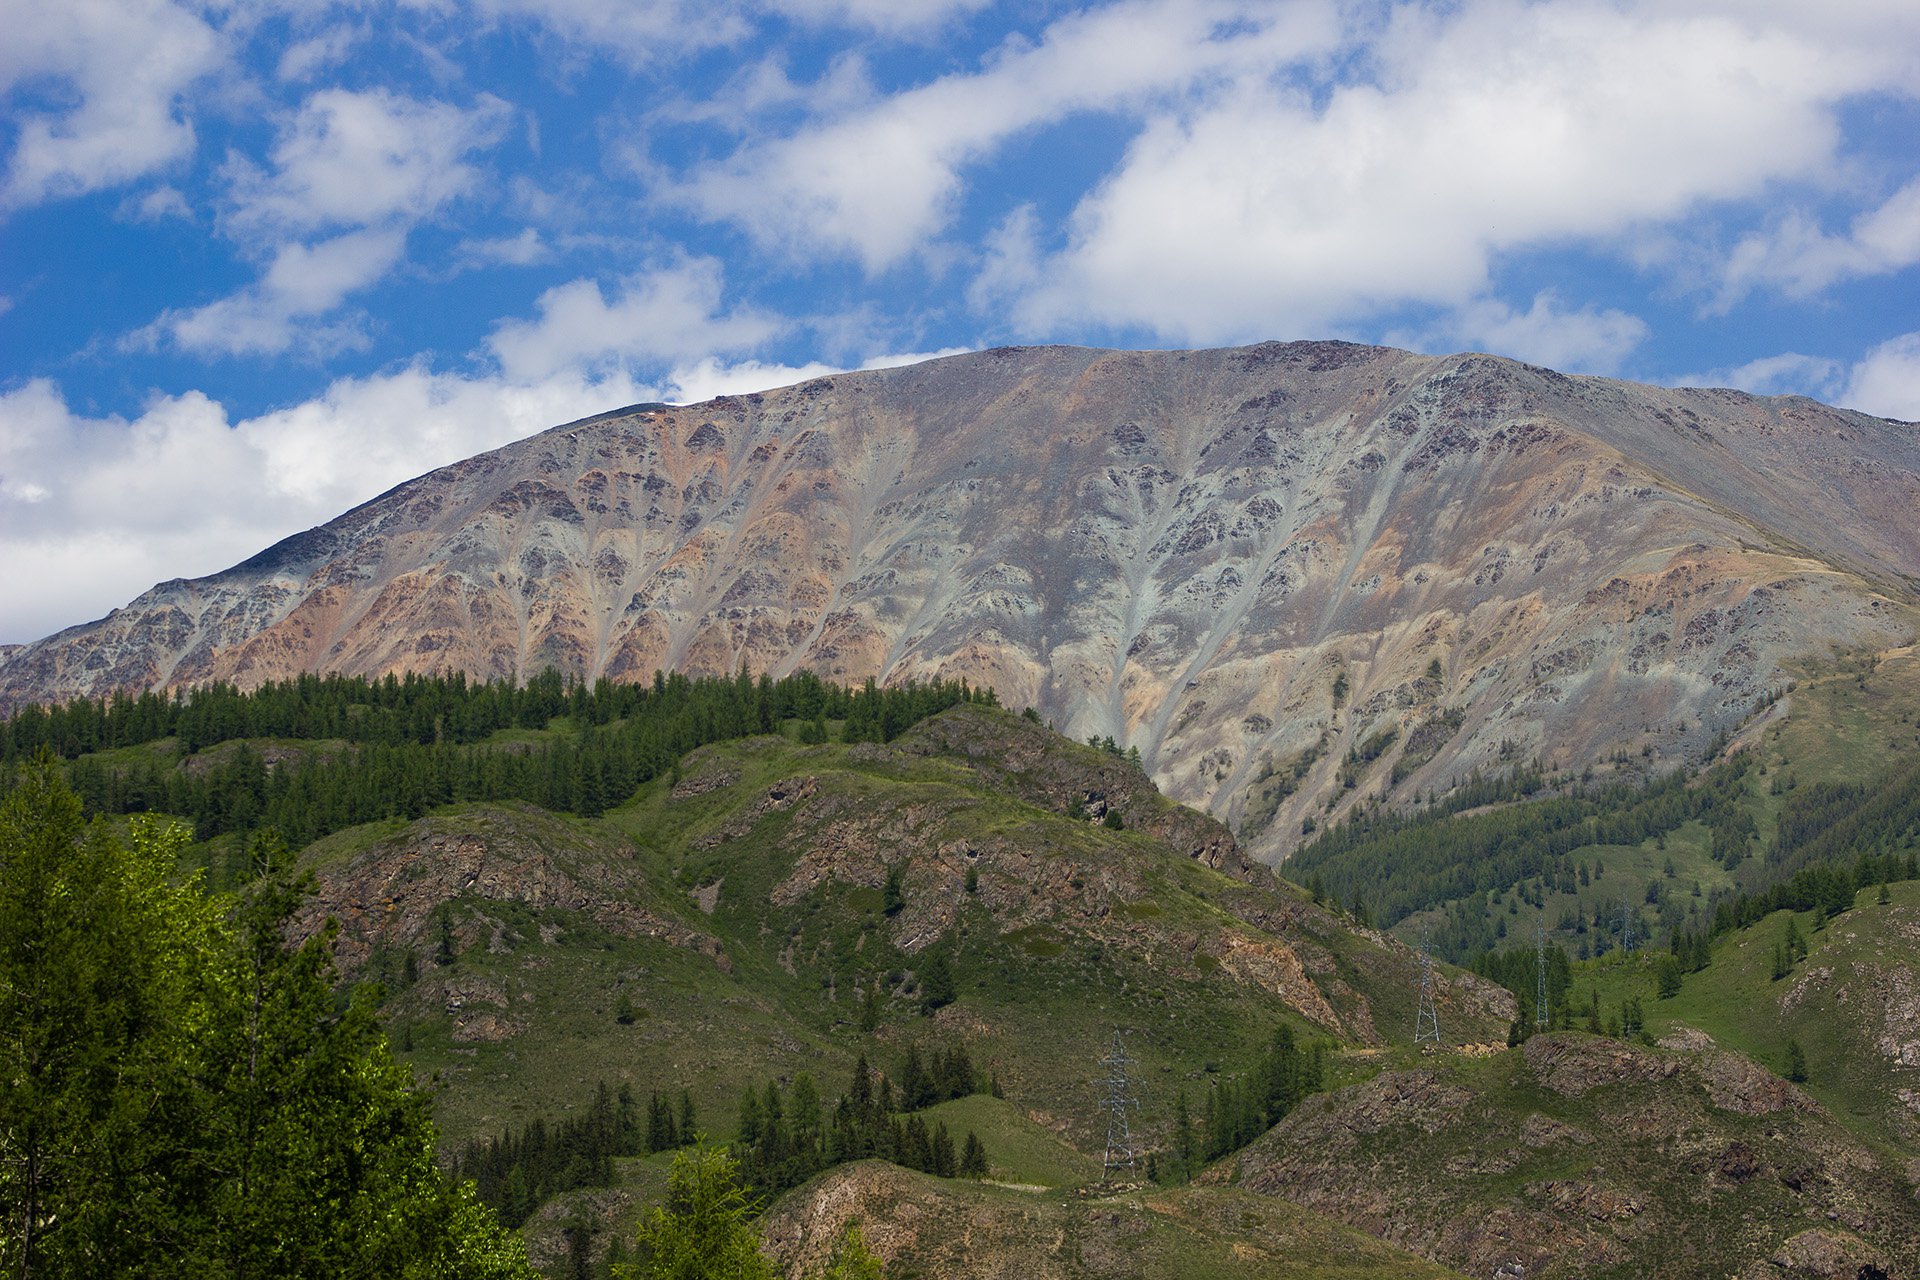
[7,343,1917,860]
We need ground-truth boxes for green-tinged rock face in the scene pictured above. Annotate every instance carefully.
[6,343,1917,862]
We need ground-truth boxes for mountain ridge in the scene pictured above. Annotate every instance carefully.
[6,341,1917,861]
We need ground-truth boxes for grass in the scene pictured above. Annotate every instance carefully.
[915,1094,1100,1188]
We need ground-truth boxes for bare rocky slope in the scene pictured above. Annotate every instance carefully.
[8,342,1919,861]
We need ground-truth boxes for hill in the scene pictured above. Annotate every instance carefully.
[5,342,1916,859]
[17,669,1920,1277]
[294,703,1512,1152]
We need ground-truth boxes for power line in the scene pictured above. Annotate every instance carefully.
[1414,927,1441,1047]
[1099,1030,1141,1176]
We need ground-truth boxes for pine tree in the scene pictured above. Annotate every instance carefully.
[1172,1088,1195,1183]
[960,1131,988,1178]
[930,1122,957,1177]
[1785,1038,1809,1083]
[917,950,956,1014]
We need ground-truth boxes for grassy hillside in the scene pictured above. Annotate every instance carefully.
[1288,643,1920,964]
[318,706,1510,1156]
[1231,1028,1917,1279]
[1562,877,1920,1155]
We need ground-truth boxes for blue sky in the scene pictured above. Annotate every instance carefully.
[2,0,1918,645]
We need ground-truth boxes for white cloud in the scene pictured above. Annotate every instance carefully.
[139,228,407,357]
[458,227,553,267]
[0,342,979,643]
[1391,292,1650,375]
[469,0,753,63]
[1717,179,1920,306]
[223,87,511,237]
[1011,0,1895,342]
[0,0,226,207]
[659,345,973,404]
[1673,334,1920,421]
[472,0,989,63]
[1840,331,1920,421]
[275,24,361,83]
[766,0,992,36]
[129,185,195,221]
[135,87,512,359]
[0,366,646,643]
[1680,352,1845,399]
[679,0,1344,271]
[487,258,781,381]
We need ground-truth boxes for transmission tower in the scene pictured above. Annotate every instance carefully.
[1618,899,1636,955]
[1413,928,1442,1046]
[1535,925,1550,1030]
[1099,1030,1141,1176]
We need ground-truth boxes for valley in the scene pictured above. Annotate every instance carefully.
[5,343,1920,1278]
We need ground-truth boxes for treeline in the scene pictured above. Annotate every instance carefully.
[1771,752,1920,879]
[4,667,999,763]
[452,1046,992,1237]
[452,1084,697,1228]
[1712,846,1920,938]
[732,1049,991,1201]
[1290,759,1748,946]
[1166,1027,1325,1182]
[1471,940,1574,1031]
[34,669,995,854]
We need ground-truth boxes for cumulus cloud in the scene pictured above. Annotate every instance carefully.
[470,0,753,62]
[1840,331,1920,421]
[679,0,1344,271]
[0,0,226,207]
[274,24,362,83]
[0,366,646,643]
[1674,333,1920,421]
[1717,179,1920,306]
[1389,292,1651,375]
[458,227,553,267]
[1011,0,1893,341]
[487,257,781,381]
[222,88,511,237]
[0,343,978,643]
[140,228,407,357]
[474,0,990,63]
[766,0,993,36]
[1680,352,1846,399]
[139,87,511,358]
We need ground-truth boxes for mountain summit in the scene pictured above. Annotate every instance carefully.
[7,342,1917,859]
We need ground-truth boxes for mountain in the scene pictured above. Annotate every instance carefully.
[6,342,1918,860]
[283,702,1920,1279]
[21,664,1920,1277]
[283,701,1509,1276]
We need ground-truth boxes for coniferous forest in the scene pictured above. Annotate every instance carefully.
[7,651,1920,1278]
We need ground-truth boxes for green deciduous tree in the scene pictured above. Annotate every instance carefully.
[0,761,534,1280]
[818,1223,886,1280]
[621,1146,776,1280]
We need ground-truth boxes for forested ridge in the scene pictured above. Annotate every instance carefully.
[1293,742,1920,965]
[4,668,994,856]
[1288,761,1745,929]
[0,669,1007,1278]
